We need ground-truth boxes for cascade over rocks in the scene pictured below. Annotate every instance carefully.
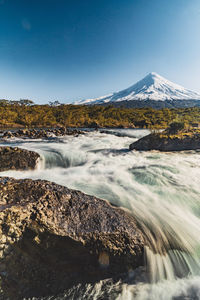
[0,146,40,172]
[0,177,144,299]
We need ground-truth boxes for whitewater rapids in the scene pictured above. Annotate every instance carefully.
[1,128,200,300]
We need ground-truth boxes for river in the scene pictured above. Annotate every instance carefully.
[1,129,200,300]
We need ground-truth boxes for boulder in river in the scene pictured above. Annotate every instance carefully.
[0,146,40,172]
[0,177,144,299]
[129,131,200,151]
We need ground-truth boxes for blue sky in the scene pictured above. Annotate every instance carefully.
[0,0,200,103]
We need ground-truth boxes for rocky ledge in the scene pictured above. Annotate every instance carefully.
[0,147,40,172]
[0,177,144,299]
[129,131,200,151]
[1,127,85,140]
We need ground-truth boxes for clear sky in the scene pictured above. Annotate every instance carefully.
[0,0,200,103]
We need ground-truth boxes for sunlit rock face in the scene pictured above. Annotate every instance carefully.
[129,132,200,151]
[0,146,40,172]
[0,177,144,299]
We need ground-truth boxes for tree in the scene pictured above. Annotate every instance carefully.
[19,99,35,106]
[167,121,185,134]
[49,101,61,106]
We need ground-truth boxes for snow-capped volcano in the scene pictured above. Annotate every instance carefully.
[75,72,200,104]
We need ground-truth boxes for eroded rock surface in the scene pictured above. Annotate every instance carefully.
[0,146,40,172]
[0,177,144,299]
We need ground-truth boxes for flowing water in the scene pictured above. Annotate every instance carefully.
[1,129,200,299]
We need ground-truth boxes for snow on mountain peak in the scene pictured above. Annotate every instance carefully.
[147,72,161,78]
[75,73,200,104]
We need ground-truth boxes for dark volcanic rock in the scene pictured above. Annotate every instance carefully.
[0,177,144,299]
[1,127,85,140]
[129,132,200,151]
[0,147,40,172]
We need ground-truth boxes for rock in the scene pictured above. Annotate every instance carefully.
[87,122,100,129]
[0,177,144,299]
[129,132,200,151]
[1,128,85,140]
[2,131,14,139]
[0,147,40,172]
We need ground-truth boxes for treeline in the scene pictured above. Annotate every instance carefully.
[0,99,34,106]
[0,103,200,129]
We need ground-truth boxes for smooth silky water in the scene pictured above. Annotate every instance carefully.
[1,129,200,300]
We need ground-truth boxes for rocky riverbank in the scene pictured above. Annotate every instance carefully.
[1,127,85,140]
[0,177,144,299]
[129,131,200,151]
[0,147,40,172]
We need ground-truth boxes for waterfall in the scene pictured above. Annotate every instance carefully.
[1,129,200,299]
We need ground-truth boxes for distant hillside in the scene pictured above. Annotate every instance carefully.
[102,99,200,109]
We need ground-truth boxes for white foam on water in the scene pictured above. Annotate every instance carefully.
[1,129,200,299]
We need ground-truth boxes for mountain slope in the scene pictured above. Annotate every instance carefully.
[75,72,200,105]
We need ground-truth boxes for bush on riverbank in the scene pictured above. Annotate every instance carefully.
[167,121,185,134]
